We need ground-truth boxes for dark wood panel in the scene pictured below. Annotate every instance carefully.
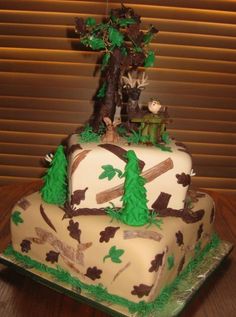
[170,118,236,133]
[2,48,236,80]
[1,77,236,99]
[1,93,236,111]
[192,154,236,167]
[2,25,236,50]
[192,176,236,190]
[2,60,236,86]
[187,142,236,156]
[2,35,236,62]
[0,176,40,185]
[0,119,78,135]
[0,131,65,146]
[0,154,43,167]
[0,47,99,64]
[0,165,44,178]
[2,55,236,75]
[0,107,89,124]
[0,108,235,133]
[169,107,236,122]
[0,142,57,156]
[1,1,236,24]
[171,130,236,145]
[94,0,236,11]
[194,165,236,178]
[1,94,235,122]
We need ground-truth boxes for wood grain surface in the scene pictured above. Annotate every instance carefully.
[0,182,235,317]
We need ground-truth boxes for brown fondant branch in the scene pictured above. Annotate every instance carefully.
[123,230,163,242]
[96,158,174,204]
[61,202,107,219]
[70,149,91,176]
[98,143,145,171]
[156,208,205,223]
[112,262,131,283]
[40,204,57,233]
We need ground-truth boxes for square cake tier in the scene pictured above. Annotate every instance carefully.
[10,190,215,307]
[67,135,192,211]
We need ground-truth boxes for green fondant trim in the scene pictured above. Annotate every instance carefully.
[167,255,174,271]
[146,212,163,229]
[78,125,101,143]
[4,233,220,316]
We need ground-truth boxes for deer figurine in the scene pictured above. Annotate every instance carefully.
[121,72,149,130]
[122,72,149,115]
[101,117,121,143]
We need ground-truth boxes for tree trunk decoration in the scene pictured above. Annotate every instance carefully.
[74,4,158,129]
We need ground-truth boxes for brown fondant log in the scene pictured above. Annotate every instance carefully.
[67,143,82,155]
[152,192,171,210]
[70,150,91,176]
[123,230,163,242]
[98,143,145,171]
[96,158,174,204]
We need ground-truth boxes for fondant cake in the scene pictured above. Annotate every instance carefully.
[4,4,223,316]
[7,134,218,314]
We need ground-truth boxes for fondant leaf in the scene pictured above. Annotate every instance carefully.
[11,211,24,226]
[118,18,136,27]
[101,52,111,70]
[85,17,96,26]
[103,246,124,263]
[108,27,124,47]
[144,50,155,67]
[97,82,107,98]
[143,31,154,45]
[99,165,123,180]
[86,36,105,50]
[155,143,172,152]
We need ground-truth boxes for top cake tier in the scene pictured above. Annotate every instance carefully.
[67,134,192,211]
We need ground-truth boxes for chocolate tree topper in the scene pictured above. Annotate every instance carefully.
[75,4,158,129]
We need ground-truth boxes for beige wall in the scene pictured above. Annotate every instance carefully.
[0,0,235,193]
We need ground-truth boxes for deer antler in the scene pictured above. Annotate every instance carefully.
[122,72,137,88]
[137,72,149,89]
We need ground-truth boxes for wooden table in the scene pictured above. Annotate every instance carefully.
[0,182,235,317]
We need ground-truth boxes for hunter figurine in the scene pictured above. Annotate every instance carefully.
[132,99,168,144]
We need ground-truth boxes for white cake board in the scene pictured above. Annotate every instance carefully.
[0,240,233,317]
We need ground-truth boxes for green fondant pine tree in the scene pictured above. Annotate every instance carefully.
[120,150,149,226]
[41,145,68,205]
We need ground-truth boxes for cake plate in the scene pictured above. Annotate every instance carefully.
[0,240,233,317]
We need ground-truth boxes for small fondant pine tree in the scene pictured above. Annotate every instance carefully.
[41,145,68,205]
[120,150,149,226]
